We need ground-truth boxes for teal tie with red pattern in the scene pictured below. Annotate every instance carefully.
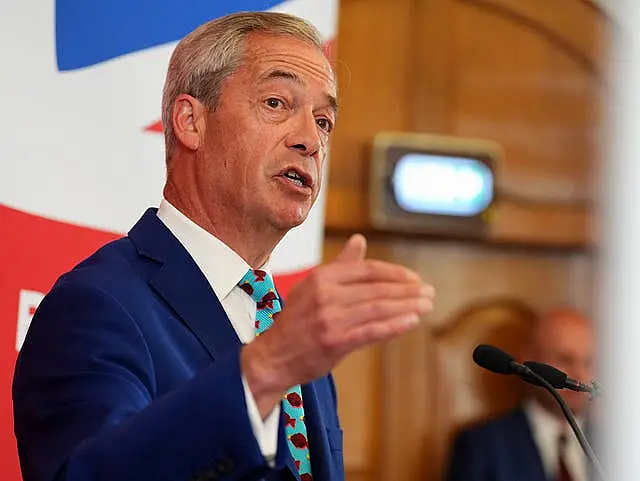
[238,269,313,481]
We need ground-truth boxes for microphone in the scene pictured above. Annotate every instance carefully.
[522,360,594,393]
[472,344,531,377]
[472,344,607,481]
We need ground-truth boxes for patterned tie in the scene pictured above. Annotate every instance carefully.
[238,269,313,481]
[557,432,573,481]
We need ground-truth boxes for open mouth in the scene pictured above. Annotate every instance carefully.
[280,168,312,189]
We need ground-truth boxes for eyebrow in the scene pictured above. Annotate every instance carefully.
[262,69,338,114]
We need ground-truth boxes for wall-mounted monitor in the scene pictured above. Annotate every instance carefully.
[369,132,502,237]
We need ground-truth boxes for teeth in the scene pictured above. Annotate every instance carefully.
[285,171,302,180]
[284,171,305,186]
[289,178,303,187]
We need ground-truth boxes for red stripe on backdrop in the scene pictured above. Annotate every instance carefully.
[0,203,314,480]
[274,268,313,300]
[0,204,121,481]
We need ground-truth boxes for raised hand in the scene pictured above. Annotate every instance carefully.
[242,234,435,417]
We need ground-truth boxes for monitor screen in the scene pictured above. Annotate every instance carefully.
[391,153,494,217]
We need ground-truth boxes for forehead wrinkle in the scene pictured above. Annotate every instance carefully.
[260,62,334,88]
[260,68,304,85]
[252,46,335,80]
[242,32,334,77]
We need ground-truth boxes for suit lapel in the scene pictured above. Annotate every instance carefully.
[129,208,241,360]
[302,382,331,481]
[130,210,331,478]
[514,409,547,481]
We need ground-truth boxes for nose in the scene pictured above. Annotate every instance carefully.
[567,359,592,385]
[575,363,593,385]
[285,110,321,157]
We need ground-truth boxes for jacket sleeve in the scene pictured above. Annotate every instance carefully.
[12,279,281,481]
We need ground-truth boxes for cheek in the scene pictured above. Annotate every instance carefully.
[317,145,329,172]
[313,158,325,194]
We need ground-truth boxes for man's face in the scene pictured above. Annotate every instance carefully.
[195,32,336,234]
[531,313,596,416]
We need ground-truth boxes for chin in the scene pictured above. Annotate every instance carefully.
[274,208,311,230]
[563,396,586,416]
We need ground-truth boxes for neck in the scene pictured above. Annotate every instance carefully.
[532,396,582,425]
[163,174,283,268]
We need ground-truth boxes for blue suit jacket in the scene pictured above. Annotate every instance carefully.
[13,208,345,481]
[445,408,547,481]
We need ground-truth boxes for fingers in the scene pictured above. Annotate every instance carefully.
[313,259,421,285]
[339,292,434,327]
[332,281,435,306]
[273,236,436,380]
[317,233,420,285]
[332,233,367,263]
[344,313,422,351]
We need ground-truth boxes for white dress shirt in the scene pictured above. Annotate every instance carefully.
[524,399,588,481]
[156,199,280,461]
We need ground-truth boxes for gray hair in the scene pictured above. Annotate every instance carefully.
[161,11,325,158]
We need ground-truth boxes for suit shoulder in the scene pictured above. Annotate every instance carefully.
[54,236,148,292]
[454,408,526,441]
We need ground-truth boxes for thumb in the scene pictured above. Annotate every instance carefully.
[333,233,367,263]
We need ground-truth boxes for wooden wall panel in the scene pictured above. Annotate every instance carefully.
[326,1,606,480]
[327,236,595,481]
[449,0,603,245]
[377,242,594,481]
[327,0,607,247]
[326,0,416,231]
[465,0,606,73]
[323,237,386,481]
[452,1,601,194]
[408,0,457,133]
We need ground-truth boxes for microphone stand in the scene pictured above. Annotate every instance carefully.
[523,368,608,481]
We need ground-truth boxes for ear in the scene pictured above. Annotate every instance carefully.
[172,94,207,151]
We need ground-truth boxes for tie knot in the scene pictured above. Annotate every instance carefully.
[238,269,281,312]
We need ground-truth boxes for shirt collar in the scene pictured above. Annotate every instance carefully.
[524,398,585,439]
[156,198,271,300]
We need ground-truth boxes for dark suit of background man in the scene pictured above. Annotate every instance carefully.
[446,308,596,481]
[12,11,436,481]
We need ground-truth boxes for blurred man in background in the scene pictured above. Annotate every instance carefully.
[446,307,596,481]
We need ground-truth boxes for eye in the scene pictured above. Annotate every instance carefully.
[265,97,284,109]
[316,117,333,133]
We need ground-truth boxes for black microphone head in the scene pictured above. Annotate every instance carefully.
[522,361,567,389]
[472,344,516,375]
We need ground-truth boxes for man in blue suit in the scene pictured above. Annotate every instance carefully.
[12,11,436,481]
[445,308,596,481]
